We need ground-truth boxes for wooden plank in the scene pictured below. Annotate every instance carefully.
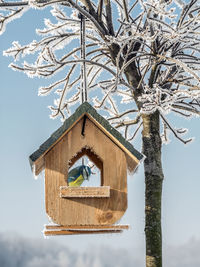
[45,224,129,230]
[60,186,110,198]
[44,229,123,236]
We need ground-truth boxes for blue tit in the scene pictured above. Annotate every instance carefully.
[67,165,91,187]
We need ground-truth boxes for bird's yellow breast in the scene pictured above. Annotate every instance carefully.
[68,175,84,187]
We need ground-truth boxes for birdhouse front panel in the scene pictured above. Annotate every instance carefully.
[30,102,144,234]
[45,116,128,226]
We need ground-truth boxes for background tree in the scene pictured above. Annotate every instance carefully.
[1,0,200,266]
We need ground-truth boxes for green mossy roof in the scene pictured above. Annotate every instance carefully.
[29,102,143,168]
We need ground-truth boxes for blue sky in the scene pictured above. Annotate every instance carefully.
[0,6,200,266]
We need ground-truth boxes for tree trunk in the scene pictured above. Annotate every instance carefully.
[142,111,164,267]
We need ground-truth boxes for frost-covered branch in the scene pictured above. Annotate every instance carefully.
[127,121,143,141]
[160,113,193,144]
[108,109,138,121]
[0,4,28,35]
[114,114,141,129]
[3,0,200,142]
[0,1,28,7]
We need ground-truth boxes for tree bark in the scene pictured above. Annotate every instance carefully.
[113,41,164,266]
[142,111,164,267]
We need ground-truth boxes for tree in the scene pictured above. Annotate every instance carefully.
[1,0,200,266]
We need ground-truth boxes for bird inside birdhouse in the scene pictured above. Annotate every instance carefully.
[66,149,102,188]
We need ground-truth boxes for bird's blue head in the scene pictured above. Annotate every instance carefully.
[82,165,91,180]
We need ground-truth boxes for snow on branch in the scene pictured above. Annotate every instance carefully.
[2,0,200,144]
[0,4,28,35]
[160,112,193,145]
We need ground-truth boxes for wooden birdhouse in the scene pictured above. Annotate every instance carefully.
[29,102,143,235]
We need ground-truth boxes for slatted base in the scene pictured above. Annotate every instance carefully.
[44,224,129,236]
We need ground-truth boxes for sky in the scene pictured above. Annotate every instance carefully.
[0,5,200,267]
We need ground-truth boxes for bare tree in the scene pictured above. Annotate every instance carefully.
[1,0,200,266]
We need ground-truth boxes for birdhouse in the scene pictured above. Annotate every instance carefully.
[29,102,143,235]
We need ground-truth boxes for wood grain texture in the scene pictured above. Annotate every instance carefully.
[45,116,127,226]
[60,186,110,198]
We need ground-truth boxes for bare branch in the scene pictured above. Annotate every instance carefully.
[115,114,141,128]
[172,104,200,116]
[157,55,200,83]
[94,98,118,117]
[127,121,142,141]
[122,0,129,22]
[66,0,108,36]
[2,0,200,140]
[108,109,138,121]
[171,108,192,118]
[97,0,103,21]
[51,64,76,119]
[104,0,114,35]
[0,5,27,34]
[0,1,28,7]
[78,0,96,15]
[160,113,193,144]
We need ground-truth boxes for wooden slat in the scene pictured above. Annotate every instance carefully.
[44,229,122,235]
[45,224,129,230]
[60,186,110,198]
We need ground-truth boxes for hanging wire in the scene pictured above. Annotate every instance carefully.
[79,11,88,103]
[79,10,88,167]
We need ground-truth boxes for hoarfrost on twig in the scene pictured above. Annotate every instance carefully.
[1,0,200,143]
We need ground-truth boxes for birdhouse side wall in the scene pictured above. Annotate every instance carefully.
[45,117,127,226]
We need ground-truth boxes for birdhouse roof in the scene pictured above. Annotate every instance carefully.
[29,102,143,175]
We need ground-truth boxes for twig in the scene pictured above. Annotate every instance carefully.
[160,113,193,144]
[115,114,141,128]
[127,121,142,141]
[108,109,138,120]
